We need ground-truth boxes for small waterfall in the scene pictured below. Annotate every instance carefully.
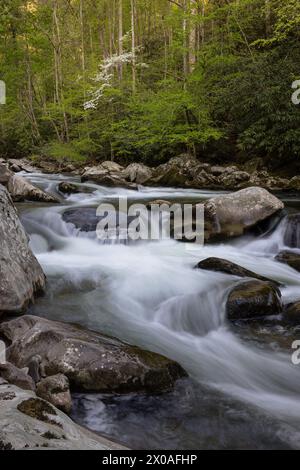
[19,172,300,449]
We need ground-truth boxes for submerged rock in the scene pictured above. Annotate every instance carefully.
[0,186,45,317]
[63,207,101,232]
[196,257,280,285]
[283,214,300,248]
[204,187,284,242]
[58,182,81,194]
[0,383,125,450]
[0,316,186,394]
[62,206,136,234]
[275,251,300,272]
[226,280,282,321]
[283,302,300,325]
[37,374,72,414]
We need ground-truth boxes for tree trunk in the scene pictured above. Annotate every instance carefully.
[53,0,69,142]
[131,0,136,93]
[182,0,189,86]
[118,0,123,81]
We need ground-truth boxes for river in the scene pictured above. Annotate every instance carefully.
[17,171,300,450]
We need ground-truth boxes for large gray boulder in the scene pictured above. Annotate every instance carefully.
[81,161,136,188]
[0,163,13,185]
[0,186,46,317]
[0,316,186,394]
[204,187,284,242]
[7,174,59,203]
[1,163,59,203]
[146,155,196,187]
[122,163,153,185]
[0,382,126,450]
[7,158,38,173]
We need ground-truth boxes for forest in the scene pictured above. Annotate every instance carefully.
[0,0,300,170]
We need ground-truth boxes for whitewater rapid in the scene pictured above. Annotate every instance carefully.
[19,172,300,449]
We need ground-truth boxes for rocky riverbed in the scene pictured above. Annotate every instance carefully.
[3,154,300,193]
[1,161,300,449]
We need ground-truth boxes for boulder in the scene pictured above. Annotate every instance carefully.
[283,302,300,325]
[219,171,251,189]
[0,316,186,394]
[147,156,197,187]
[100,161,124,172]
[97,174,136,188]
[7,174,59,203]
[0,186,45,316]
[122,163,153,185]
[81,166,106,182]
[36,374,72,414]
[143,155,292,191]
[8,158,38,173]
[210,166,228,176]
[226,280,282,321]
[63,207,101,232]
[242,157,266,173]
[283,214,300,248]
[146,200,172,210]
[0,383,126,450]
[204,187,284,242]
[82,164,135,188]
[275,251,300,272]
[62,207,134,234]
[0,163,13,185]
[0,363,35,392]
[149,165,189,187]
[288,176,300,191]
[58,182,81,194]
[195,258,280,286]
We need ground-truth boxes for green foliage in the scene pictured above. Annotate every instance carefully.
[40,142,87,162]
[0,0,299,169]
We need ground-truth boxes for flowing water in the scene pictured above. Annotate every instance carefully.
[18,172,300,450]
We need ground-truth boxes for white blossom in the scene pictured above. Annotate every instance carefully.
[84,48,145,110]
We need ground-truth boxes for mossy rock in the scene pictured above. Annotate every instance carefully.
[226,280,282,321]
[0,316,187,394]
[17,398,60,427]
[276,251,300,273]
[283,302,300,325]
[195,257,280,287]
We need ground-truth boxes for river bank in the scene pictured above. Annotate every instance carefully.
[3,155,300,193]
